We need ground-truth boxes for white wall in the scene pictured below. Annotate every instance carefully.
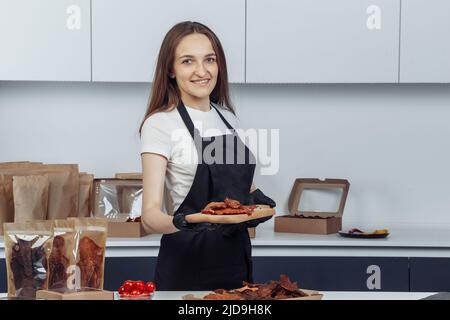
[1,82,450,229]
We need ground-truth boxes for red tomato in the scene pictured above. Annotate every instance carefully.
[118,286,126,295]
[131,289,141,296]
[135,280,145,292]
[145,282,156,293]
[123,280,134,292]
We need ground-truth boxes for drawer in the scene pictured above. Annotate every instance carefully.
[410,257,450,292]
[253,256,409,291]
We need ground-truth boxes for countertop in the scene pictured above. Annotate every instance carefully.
[146,291,436,300]
[0,291,437,300]
[3,221,450,258]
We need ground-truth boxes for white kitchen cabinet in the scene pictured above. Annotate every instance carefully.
[0,0,91,81]
[92,0,245,83]
[246,0,400,83]
[400,0,450,83]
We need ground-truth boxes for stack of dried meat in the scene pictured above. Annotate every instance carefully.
[77,236,104,289]
[48,219,76,290]
[4,221,53,298]
[204,275,309,300]
[48,235,70,289]
[201,198,257,216]
[71,217,107,290]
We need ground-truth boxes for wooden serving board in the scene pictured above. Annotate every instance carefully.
[182,289,323,300]
[185,205,275,224]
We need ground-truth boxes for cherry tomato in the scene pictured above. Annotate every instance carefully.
[135,280,145,292]
[145,282,156,293]
[118,286,126,295]
[123,280,134,292]
[131,289,141,296]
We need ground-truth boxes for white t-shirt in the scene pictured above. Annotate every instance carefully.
[140,103,241,214]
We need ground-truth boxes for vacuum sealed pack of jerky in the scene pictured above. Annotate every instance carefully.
[3,220,53,298]
[48,219,77,291]
[69,218,107,290]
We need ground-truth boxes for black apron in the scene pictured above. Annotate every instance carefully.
[154,101,256,291]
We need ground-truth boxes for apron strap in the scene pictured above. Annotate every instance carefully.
[177,101,236,141]
[210,104,235,131]
[176,101,197,140]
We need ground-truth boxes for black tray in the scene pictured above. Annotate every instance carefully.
[338,231,389,239]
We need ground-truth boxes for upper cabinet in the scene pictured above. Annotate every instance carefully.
[0,0,91,81]
[246,0,400,83]
[400,0,450,83]
[3,1,450,83]
[91,0,246,83]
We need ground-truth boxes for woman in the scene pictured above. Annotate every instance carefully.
[140,21,275,291]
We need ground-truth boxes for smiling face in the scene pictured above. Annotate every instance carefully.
[172,33,219,108]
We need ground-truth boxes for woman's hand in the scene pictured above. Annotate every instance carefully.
[221,188,276,237]
[173,212,218,233]
[141,152,179,234]
[248,188,276,208]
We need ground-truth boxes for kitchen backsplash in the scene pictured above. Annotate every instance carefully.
[1,81,450,229]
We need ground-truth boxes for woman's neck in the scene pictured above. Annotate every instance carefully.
[181,95,210,112]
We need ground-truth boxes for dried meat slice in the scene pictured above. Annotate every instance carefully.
[224,197,241,209]
[204,202,227,210]
[201,209,216,215]
[48,236,69,289]
[77,236,104,289]
[201,198,258,215]
[279,274,300,293]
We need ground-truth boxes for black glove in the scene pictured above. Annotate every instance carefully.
[172,212,218,233]
[248,188,276,208]
[221,188,276,237]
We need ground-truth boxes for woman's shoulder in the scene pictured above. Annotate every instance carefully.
[141,107,181,133]
[214,104,240,129]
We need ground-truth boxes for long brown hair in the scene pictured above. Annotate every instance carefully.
[139,21,235,135]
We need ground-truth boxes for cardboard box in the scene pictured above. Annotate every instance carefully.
[107,220,148,237]
[115,172,143,180]
[274,178,350,235]
[36,289,113,300]
[274,215,342,235]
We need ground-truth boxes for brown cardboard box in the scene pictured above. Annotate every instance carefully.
[108,220,148,237]
[36,289,113,300]
[274,178,350,235]
[115,172,143,180]
[275,216,342,235]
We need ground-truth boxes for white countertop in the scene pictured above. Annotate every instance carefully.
[151,291,435,300]
[3,221,450,258]
[0,291,436,300]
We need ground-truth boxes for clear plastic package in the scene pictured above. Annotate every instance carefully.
[93,179,142,219]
